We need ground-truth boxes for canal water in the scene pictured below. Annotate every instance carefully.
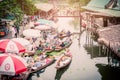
[28,18,120,80]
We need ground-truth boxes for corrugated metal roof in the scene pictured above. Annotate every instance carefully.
[82,0,120,17]
[87,0,109,8]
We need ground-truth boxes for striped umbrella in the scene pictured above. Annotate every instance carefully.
[0,53,27,75]
[11,38,31,47]
[0,39,26,53]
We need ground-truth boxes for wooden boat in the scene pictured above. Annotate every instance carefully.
[44,47,54,53]
[54,40,72,51]
[16,57,54,80]
[55,54,72,69]
[58,32,72,39]
[30,57,55,73]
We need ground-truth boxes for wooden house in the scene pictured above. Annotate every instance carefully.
[35,3,58,21]
[82,0,120,58]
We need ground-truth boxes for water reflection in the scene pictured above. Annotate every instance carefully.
[27,69,45,80]
[84,45,107,58]
[55,62,71,80]
[96,64,120,80]
[85,40,120,80]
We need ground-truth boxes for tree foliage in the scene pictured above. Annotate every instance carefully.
[67,0,90,6]
[16,0,37,15]
[0,0,37,24]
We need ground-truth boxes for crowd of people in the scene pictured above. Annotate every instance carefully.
[0,14,73,80]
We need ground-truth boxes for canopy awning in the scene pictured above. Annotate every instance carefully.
[82,0,120,17]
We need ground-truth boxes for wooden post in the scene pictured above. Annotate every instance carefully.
[103,17,108,27]
[79,7,82,33]
[99,43,102,56]
[78,3,82,46]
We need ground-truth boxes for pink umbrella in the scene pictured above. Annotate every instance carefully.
[0,39,26,53]
[0,53,27,75]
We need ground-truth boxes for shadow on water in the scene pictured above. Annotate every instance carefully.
[84,42,120,80]
[27,69,45,80]
[84,45,107,58]
[96,63,120,80]
[54,62,71,80]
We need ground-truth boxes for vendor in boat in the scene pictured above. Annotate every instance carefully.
[66,30,71,37]
[36,40,44,51]
[59,42,65,47]
[64,48,72,57]
[53,38,61,48]
[44,39,52,50]
[39,52,46,60]
[59,30,66,37]
[63,37,72,45]
[23,53,31,63]
[33,58,42,68]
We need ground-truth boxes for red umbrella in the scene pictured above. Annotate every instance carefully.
[0,53,27,75]
[0,39,26,53]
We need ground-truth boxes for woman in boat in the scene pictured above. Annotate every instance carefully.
[66,30,71,37]
[36,40,44,51]
[39,52,46,60]
[59,42,65,47]
[33,58,42,69]
[64,48,72,57]
[63,37,72,46]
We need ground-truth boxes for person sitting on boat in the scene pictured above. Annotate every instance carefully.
[33,59,42,69]
[39,52,46,60]
[66,30,71,37]
[59,30,66,38]
[45,56,53,64]
[23,54,31,63]
[44,39,52,50]
[36,40,44,51]
[29,59,35,68]
[53,38,61,49]
[64,48,72,57]
[32,37,37,43]
[26,43,36,55]
[63,37,72,45]
[59,42,65,47]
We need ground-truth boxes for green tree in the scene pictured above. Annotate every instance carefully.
[17,0,37,15]
[0,0,37,25]
[0,0,23,22]
[67,0,90,6]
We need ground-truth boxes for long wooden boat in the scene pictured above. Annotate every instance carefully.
[58,33,72,39]
[44,47,54,53]
[54,41,72,52]
[30,57,55,73]
[18,57,55,80]
[55,55,72,69]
